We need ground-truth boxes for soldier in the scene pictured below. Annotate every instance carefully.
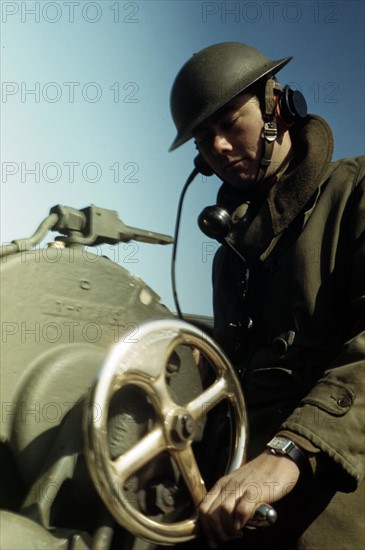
[169,42,365,549]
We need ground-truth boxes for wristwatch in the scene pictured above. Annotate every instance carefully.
[266,436,309,474]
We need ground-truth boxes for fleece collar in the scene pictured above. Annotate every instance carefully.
[226,115,334,260]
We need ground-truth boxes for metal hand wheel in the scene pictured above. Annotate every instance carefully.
[83,318,249,544]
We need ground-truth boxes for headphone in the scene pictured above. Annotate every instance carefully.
[277,84,307,126]
[195,83,307,241]
[193,153,214,176]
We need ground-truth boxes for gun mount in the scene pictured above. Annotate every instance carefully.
[0,206,250,549]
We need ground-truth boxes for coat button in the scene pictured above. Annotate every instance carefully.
[273,337,288,356]
[337,396,352,408]
[272,331,295,356]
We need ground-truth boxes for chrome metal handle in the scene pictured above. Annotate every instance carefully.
[247,503,277,528]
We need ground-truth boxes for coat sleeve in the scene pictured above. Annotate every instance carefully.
[281,160,365,491]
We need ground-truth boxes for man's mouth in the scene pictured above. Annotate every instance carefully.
[223,158,246,171]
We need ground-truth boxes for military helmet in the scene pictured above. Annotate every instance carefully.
[169,42,292,151]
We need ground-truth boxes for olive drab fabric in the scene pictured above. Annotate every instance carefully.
[211,115,365,549]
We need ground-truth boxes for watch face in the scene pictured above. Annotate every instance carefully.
[270,436,287,449]
[268,436,293,453]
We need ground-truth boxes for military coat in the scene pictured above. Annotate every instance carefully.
[211,115,365,549]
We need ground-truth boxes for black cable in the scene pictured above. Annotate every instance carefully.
[171,167,199,319]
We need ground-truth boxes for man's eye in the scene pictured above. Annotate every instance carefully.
[221,117,236,130]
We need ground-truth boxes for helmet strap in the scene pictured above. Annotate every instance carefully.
[256,78,283,182]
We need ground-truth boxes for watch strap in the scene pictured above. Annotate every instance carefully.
[267,436,310,475]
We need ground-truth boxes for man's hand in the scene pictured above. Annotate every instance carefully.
[199,450,300,548]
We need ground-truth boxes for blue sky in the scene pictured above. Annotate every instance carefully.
[1,0,364,316]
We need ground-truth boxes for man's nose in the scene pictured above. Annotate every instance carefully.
[212,134,232,156]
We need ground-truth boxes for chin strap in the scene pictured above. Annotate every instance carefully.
[256,78,283,182]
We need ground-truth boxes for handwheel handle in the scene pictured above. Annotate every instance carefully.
[246,503,277,528]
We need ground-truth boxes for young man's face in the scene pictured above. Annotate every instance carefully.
[193,94,265,189]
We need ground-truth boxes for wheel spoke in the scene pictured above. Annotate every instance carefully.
[187,377,228,420]
[172,446,207,506]
[113,427,166,481]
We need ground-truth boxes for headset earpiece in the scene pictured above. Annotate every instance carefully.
[277,85,307,126]
[194,154,214,176]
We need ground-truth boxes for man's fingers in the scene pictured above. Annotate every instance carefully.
[199,490,239,547]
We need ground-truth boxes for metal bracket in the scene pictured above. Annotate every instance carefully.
[50,205,174,246]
